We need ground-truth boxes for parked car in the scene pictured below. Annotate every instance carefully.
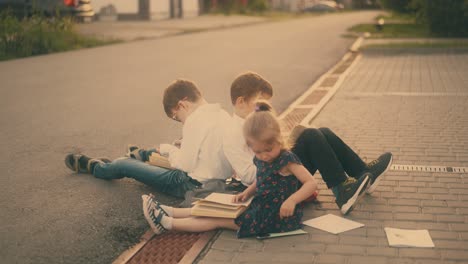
[303,1,343,12]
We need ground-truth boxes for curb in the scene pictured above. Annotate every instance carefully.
[279,36,364,129]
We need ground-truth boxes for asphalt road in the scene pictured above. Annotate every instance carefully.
[0,11,378,264]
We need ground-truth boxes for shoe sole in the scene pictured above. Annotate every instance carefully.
[125,144,136,158]
[366,155,393,194]
[64,153,89,173]
[341,175,370,215]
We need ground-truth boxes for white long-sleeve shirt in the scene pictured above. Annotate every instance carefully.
[159,103,233,183]
[222,113,256,186]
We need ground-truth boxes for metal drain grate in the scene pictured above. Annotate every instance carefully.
[126,232,202,264]
[391,164,468,173]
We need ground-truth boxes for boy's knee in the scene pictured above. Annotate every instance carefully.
[318,127,331,134]
[302,128,322,138]
[295,128,322,145]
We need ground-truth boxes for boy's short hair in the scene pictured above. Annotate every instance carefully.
[163,79,202,117]
[230,71,273,105]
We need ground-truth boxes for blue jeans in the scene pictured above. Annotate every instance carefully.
[93,157,201,198]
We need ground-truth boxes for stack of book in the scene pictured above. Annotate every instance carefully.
[147,153,174,170]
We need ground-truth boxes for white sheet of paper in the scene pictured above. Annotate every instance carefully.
[384,227,435,248]
[302,214,365,234]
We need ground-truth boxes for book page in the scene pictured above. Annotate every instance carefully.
[191,204,246,218]
[203,193,253,207]
[384,227,435,248]
[148,153,174,169]
[193,200,240,210]
[302,214,365,234]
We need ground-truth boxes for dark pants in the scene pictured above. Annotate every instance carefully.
[292,127,367,189]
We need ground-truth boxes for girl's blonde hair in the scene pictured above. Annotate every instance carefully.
[243,101,289,150]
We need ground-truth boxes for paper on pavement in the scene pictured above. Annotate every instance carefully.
[384,227,435,248]
[302,214,365,234]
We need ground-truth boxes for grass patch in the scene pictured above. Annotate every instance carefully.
[0,10,119,61]
[349,23,431,38]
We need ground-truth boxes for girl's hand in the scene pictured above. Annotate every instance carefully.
[232,192,250,203]
[280,200,296,219]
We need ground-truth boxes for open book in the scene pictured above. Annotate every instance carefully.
[191,193,253,219]
[147,153,174,170]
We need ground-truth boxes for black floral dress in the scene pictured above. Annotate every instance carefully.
[234,151,304,238]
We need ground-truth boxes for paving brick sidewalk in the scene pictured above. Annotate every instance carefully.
[198,48,468,264]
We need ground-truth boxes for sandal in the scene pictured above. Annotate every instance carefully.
[147,193,168,216]
[125,144,143,161]
[64,153,88,173]
[65,154,111,173]
[142,194,168,235]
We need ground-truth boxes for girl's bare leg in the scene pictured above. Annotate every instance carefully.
[172,217,239,232]
[172,208,192,218]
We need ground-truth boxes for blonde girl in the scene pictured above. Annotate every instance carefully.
[142,101,317,238]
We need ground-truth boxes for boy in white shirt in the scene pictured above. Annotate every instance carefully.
[64,79,233,198]
[223,72,273,188]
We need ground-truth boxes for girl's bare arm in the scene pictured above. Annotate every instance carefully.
[286,163,317,204]
[279,163,317,218]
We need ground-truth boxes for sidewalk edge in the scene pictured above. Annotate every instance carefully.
[278,36,364,125]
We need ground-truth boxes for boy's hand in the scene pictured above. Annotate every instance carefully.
[232,192,250,203]
[172,139,182,148]
[279,200,296,219]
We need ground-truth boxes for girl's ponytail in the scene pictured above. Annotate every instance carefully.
[244,101,287,150]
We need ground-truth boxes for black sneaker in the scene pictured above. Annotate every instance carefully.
[366,152,393,194]
[65,154,110,174]
[126,144,143,161]
[335,173,371,215]
[65,153,90,173]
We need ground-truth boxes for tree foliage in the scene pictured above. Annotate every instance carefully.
[378,0,412,13]
[379,0,468,37]
[411,0,468,37]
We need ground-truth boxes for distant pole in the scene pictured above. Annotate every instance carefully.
[199,0,205,15]
[170,0,175,18]
[178,0,183,18]
[138,0,150,20]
